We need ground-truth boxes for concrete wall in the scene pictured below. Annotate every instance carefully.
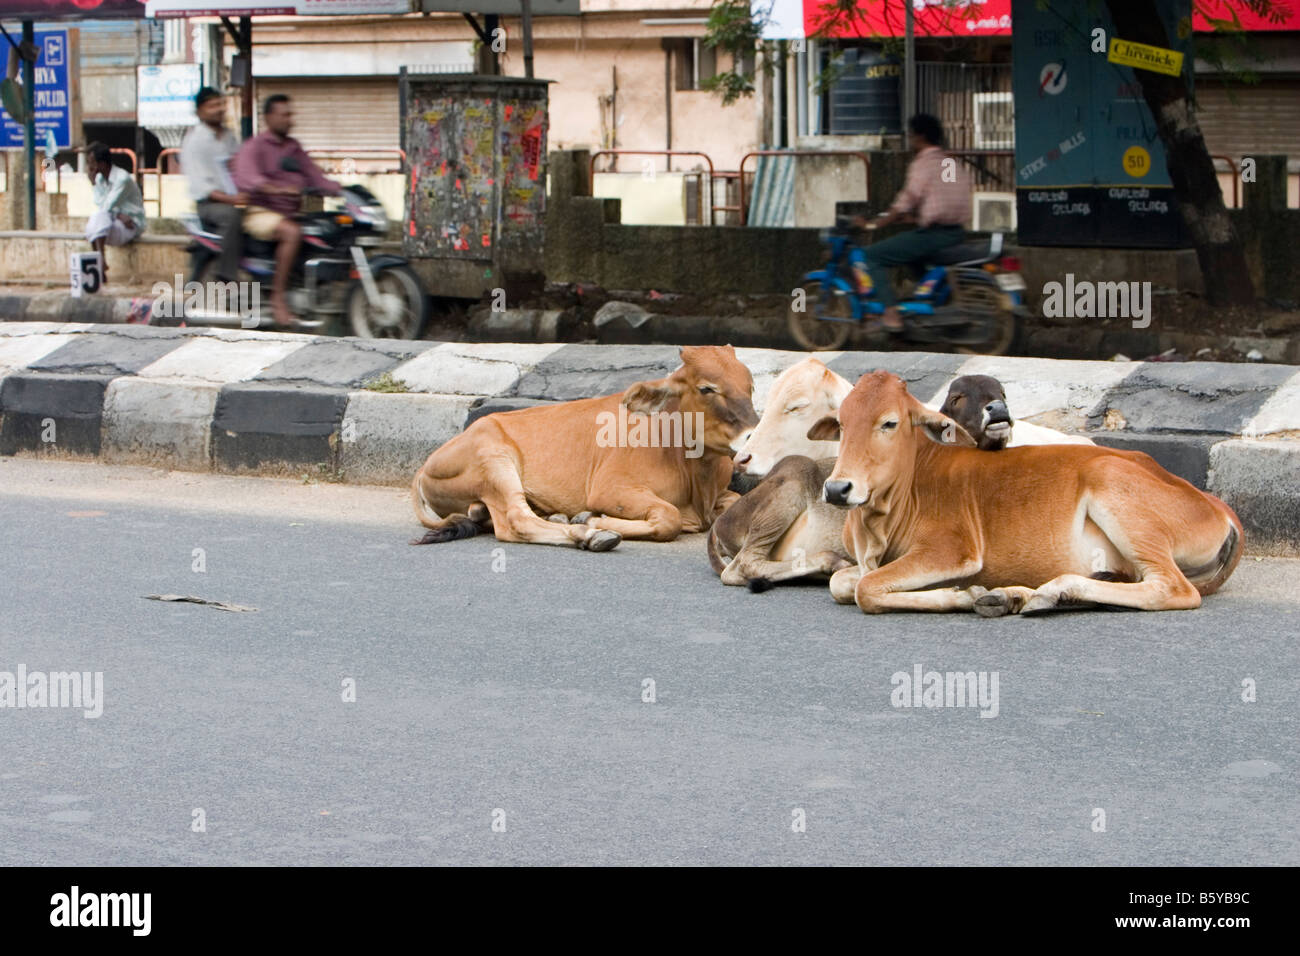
[593,172,690,226]
[792,154,871,227]
[540,36,758,172]
[43,171,406,223]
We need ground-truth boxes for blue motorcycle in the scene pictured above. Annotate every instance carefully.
[787,222,1028,354]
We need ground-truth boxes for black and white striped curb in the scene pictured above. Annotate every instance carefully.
[2,322,1298,552]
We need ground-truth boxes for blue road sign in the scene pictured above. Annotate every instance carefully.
[1,30,72,150]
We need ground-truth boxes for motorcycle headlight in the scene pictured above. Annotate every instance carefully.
[362,203,388,232]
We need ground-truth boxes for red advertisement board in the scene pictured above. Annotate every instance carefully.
[805,0,1295,39]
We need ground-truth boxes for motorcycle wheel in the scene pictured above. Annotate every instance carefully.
[346,264,429,340]
[787,280,853,351]
[953,281,1018,356]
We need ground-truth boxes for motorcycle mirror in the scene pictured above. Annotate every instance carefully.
[279,156,301,173]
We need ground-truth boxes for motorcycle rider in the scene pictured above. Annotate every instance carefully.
[853,113,971,334]
[180,86,246,283]
[231,94,341,328]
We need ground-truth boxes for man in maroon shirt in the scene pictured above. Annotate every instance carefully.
[232,94,342,328]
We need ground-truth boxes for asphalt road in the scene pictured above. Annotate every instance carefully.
[1,457,1297,866]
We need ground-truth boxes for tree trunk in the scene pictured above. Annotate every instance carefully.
[1104,0,1255,306]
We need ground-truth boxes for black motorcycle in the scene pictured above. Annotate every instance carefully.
[181,166,427,339]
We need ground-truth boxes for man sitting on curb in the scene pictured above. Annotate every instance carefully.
[84,142,146,282]
[180,86,246,282]
[232,93,341,329]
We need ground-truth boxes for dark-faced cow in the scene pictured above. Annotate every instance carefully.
[939,374,1094,451]
[411,345,758,550]
[814,371,1243,615]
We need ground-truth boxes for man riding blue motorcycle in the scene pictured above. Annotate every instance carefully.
[786,112,1026,354]
[851,112,971,335]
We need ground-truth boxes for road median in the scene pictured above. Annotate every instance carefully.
[2,322,1297,553]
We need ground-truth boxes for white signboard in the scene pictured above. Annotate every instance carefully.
[416,0,579,13]
[137,64,203,128]
[70,252,103,298]
[298,0,411,12]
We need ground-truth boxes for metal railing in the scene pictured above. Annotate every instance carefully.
[138,148,182,218]
[1211,155,1240,208]
[589,149,719,224]
[111,147,137,173]
[949,149,1016,193]
[738,150,870,225]
[917,62,1014,153]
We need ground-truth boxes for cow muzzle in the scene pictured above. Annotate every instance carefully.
[823,479,854,506]
[983,401,1011,446]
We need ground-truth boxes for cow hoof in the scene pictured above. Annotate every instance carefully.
[580,528,622,552]
[571,511,594,525]
[547,513,570,524]
[1021,594,1057,615]
[972,590,1011,619]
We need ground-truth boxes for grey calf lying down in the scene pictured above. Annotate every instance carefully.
[707,455,853,591]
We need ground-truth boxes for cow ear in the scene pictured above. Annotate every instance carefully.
[807,416,841,441]
[911,405,976,447]
[622,381,675,414]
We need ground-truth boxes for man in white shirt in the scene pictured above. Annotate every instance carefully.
[84,142,146,280]
[180,87,246,281]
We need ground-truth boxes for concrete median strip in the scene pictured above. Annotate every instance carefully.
[1,321,1298,553]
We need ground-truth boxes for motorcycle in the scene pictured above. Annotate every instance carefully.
[786,219,1028,354]
[180,176,428,339]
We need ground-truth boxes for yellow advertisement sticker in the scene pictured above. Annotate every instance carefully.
[1123,146,1152,178]
[1108,38,1185,77]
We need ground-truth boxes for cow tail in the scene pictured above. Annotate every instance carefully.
[409,472,482,545]
[409,517,480,546]
[1186,517,1243,596]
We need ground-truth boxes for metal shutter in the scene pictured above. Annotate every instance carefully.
[252,77,400,153]
[1196,80,1300,160]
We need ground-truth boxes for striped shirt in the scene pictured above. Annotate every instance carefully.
[889,146,972,228]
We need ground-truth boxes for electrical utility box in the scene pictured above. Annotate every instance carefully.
[1012,0,1192,247]
[400,72,551,299]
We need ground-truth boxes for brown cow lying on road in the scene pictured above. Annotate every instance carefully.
[813,371,1243,615]
[411,345,758,550]
[709,366,1092,591]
